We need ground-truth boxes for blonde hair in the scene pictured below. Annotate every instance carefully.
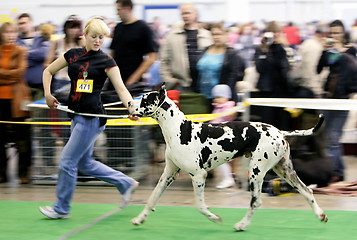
[39,23,55,41]
[84,17,110,36]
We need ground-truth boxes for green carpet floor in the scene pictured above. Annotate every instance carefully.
[0,201,356,240]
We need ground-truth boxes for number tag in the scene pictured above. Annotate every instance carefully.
[76,79,93,93]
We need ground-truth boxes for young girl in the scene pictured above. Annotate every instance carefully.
[210,84,237,189]
[40,17,139,219]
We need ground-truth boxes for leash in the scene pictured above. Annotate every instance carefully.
[55,105,129,119]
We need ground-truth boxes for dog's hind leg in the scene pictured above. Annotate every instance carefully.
[191,169,222,223]
[272,153,328,222]
[132,159,180,225]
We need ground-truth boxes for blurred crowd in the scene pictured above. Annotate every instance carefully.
[1,1,357,189]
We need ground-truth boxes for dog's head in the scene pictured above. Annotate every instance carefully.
[129,83,167,117]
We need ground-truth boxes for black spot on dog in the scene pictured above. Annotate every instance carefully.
[197,123,225,143]
[215,122,261,157]
[249,182,255,192]
[140,92,158,108]
[200,147,212,168]
[170,109,174,117]
[261,124,270,131]
[264,152,268,159]
[250,196,257,207]
[253,167,261,176]
[179,120,192,145]
[217,138,236,152]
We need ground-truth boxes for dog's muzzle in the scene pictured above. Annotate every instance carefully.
[128,100,143,117]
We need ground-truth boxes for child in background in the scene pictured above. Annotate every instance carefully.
[210,84,237,189]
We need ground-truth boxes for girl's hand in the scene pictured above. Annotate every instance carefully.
[45,94,60,109]
[128,114,140,121]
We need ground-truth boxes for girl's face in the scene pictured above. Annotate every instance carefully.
[211,27,227,45]
[67,27,81,40]
[213,96,229,104]
[85,30,105,51]
[2,25,18,45]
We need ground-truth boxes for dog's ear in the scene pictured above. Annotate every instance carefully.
[159,83,166,100]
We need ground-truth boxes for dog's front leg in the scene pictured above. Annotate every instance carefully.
[191,170,222,224]
[132,159,180,225]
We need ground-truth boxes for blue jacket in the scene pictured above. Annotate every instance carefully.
[17,35,50,87]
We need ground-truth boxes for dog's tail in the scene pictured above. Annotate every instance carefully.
[282,114,324,137]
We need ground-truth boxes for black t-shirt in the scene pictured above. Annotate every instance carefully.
[185,29,199,89]
[64,47,116,116]
[110,20,158,86]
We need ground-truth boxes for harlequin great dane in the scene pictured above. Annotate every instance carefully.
[128,84,328,231]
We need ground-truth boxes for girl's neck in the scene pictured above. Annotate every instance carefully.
[208,44,226,54]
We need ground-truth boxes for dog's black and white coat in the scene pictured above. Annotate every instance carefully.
[128,85,328,231]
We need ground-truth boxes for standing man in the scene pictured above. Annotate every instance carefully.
[17,13,50,101]
[317,20,357,183]
[110,0,158,94]
[160,3,213,92]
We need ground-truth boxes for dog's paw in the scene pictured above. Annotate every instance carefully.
[131,217,145,225]
[234,222,247,231]
[319,213,328,222]
[208,214,222,224]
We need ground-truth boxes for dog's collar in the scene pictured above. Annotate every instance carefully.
[147,96,166,117]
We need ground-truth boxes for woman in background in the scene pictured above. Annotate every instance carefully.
[45,15,85,95]
[0,22,32,184]
[196,23,244,104]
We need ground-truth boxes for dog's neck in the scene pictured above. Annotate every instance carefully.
[152,96,188,141]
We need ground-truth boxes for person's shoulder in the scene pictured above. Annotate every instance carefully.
[65,47,83,56]
[98,49,112,58]
[136,20,153,30]
[226,46,237,53]
[198,27,213,39]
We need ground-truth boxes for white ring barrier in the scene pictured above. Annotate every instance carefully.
[245,98,357,111]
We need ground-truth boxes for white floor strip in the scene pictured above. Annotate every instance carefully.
[57,207,121,240]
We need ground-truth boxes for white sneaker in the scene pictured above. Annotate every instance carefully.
[120,181,139,209]
[39,206,70,219]
[216,179,235,189]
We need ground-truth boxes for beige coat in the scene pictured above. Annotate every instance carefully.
[160,22,213,90]
[297,35,328,96]
[0,45,31,118]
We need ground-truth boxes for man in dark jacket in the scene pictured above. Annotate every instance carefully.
[253,21,291,130]
[17,13,50,101]
[317,49,357,182]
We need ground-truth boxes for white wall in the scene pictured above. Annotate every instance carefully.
[1,0,357,29]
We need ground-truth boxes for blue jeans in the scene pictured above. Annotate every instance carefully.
[322,110,349,177]
[54,115,134,214]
